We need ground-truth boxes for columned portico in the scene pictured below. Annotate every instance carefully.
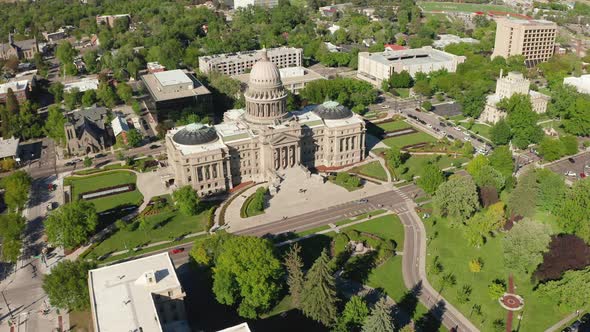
[273,143,299,170]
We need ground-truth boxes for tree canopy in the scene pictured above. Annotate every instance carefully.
[1,170,32,212]
[172,185,201,216]
[434,175,479,222]
[503,218,552,275]
[43,260,94,311]
[44,200,98,249]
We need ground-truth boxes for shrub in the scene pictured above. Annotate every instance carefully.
[468,258,483,273]
[488,279,506,299]
[344,230,362,242]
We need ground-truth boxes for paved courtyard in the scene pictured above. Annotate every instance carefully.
[224,167,392,233]
[545,150,590,182]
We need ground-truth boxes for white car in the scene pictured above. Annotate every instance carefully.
[565,171,576,177]
[381,105,389,109]
[426,124,433,129]
[463,137,471,142]
[454,126,462,131]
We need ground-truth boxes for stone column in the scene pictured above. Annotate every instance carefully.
[225,159,233,189]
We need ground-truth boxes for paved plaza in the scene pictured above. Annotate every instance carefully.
[224,167,392,233]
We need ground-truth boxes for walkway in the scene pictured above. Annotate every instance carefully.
[544,310,584,332]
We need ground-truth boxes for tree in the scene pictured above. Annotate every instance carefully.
[490,119,511,146]
[503,218,551,275]
[500,94,543,149]
[172,185,200,216]
[560,135,579,156]
[126,129,143,147]
[42,260,94,311]
[335,296,369,331]
[434,175,479,222]
[466,155,489,179]
[464,202,506,247]
[44,105,66,145]
[83,50,99,73]
[0,214,25,263]
[462,141,474,158]
[1,171,32,212]
[536,168,566,213]
[488,279,506,299]
[362,297,394,332]
[488,145,513,179]
[469,258,483,273]
[301,249,338,326]
[457,285,472,304]
[0,105,13,138]
[386,149,404,169]
[56,41,78,76]
[387,70,413,89]
[63,88,81,110]
[49,82,65,103]
[5,89,19,117]
[421,100,432,111]
[83,156,92,167]
[212,236,283,318]
[507,170,537,218]
[190,233,233,267]
[416,163,445,195]
[284,243,304,308]
[537,267,590,311]
[534,234,590,282]
[556,179,590,243]
[81,89,97,107]
[538,136,564,162]
[474,165,505,192]
[414,81,433,98]
[44,201,98,249]
[116,82,133,104]
[96,82,118,107]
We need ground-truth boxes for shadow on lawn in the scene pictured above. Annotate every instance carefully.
[415,299,446,332]
[397,282,423,327]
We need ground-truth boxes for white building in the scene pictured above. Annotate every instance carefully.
[479,71,550,124]
[198,47,302,76]
[88,253,189,332]
[64,78,100,93]
[218,323,252,332]
[0,137,20,160]
[233,0,278,9]
[234,66,325,94]
[564,74,590,94]
[433,34,480,49]
[357,46,466,87]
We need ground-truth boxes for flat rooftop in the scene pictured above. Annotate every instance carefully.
[0,80,29,94]
[154,69,193,87]
[199,47,301,64]
[0,137,19,159]
[362,47,460,66]
[88,252,188,332]
[142,70,211,102]
[497,17,557,26]
[233,66,324,86]
[64,78,99,92]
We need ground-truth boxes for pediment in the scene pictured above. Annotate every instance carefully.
[270,133,300,146]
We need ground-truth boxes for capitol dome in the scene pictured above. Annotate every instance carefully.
[244,49,289,125]
[249,50,282,87]
[172,123,218,145]
[313,101,353,120]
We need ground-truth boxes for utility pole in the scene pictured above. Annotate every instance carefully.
[2,290,14,320]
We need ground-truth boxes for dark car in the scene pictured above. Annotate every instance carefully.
[95,153,106,158]
[439,122,446,127]
[568,157,576,163]
[149,144,160,149]
[447,135,455,140]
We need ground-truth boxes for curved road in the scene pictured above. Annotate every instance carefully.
[165,185,479,331]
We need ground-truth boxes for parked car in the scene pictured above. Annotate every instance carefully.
[439,122,446,127]
[447,135,455,140]
[580,173,587,179]
[170,247,185,254]
[65,161,75,166]
[95,153,106,158]
[568,157,576,163]
[565,171,576,177]
[381,105,388,109]
[426,123,433,129]
[149,144,160,149]
[356,199,369,204]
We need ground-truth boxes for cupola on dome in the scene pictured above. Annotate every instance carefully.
[172,123,218,145]
[312,101,353,120]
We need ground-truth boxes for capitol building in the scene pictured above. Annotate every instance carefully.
[164,50,366,196]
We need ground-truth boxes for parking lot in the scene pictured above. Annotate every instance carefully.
[545,151,590,181]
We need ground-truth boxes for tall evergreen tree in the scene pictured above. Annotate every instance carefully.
[284,243,304,308]
[5,89,19,115]
[362,298,394,332]
[0,105,12,138]
[300,249,338,326]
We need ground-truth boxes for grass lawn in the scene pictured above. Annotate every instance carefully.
[335,209,387,226]
[344,214,405,249]
[376,120,412,132]
[418,1,516,13]
[350,161,388,181]
[424,208,567,332]
[89,205,211,258]
[395,88,411,98]
[296,225,331,237]
[383,131,437,150]
[329,174,363,191]
[241,191,265,218]
[64,170,143,212]
[392,155,469,181]
[449,114,467,122]
[470,123,492,140]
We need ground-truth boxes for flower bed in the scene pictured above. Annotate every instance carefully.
[80,184,137,200]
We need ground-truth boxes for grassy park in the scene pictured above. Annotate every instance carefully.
[377,119,412,132]
[389,154,469,181]
[64,170,143,212]
[469,123,492,140]
[86,199,213,259]
[350,161,388,181]
[423,205,566,332]
[383,131,437,150]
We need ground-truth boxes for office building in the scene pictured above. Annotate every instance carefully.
[198,47,302,76]
[88,252,189,332]
[479,71,550,124]
[491,17,557,66]
[357,46,466,87]
[141,69,212,112]
[164,50,366,196]
[564,74,590,94]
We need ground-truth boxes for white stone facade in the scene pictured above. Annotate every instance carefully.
[479,71,550,124]
[166,51,365,196]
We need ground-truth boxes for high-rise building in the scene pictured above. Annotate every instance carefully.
[491,17,557,67]
[198,47,302,76]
